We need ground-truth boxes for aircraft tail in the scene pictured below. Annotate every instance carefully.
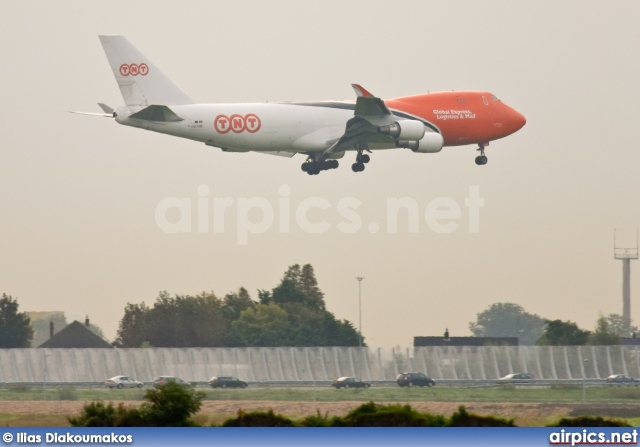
[98,35,194,107]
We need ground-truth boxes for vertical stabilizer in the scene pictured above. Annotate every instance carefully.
[99,35,194,107]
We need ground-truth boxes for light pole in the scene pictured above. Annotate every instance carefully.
[356,277,364,379]
[582,359,589,403]
[42,354,50,401]
[356,277,364,349]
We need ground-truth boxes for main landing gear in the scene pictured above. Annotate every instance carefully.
[351,151,370,173]
[301,159,339,175]
[475,144,488,165]
[300,150,371,175]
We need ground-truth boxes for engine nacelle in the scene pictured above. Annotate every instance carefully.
[378,120,426,141]
[396,132,444,153]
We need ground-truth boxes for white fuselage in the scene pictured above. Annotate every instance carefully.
[116,102,374,154]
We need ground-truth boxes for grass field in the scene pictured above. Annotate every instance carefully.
[2,384,640,427]
[3,383,640,403]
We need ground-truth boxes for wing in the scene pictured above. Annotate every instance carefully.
[322,84,398,156]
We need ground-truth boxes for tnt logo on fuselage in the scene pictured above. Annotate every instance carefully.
[214,114,261,134]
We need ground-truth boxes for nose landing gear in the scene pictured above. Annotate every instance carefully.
[475,143,488,165]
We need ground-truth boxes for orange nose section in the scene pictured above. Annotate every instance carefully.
[505,105,526,133]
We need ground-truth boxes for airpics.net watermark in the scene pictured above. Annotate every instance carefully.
[155,185,485,245]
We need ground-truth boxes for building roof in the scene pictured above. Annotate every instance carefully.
[38,320,112,348]
[414,336,519,347]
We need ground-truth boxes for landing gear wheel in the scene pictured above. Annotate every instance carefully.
[352,162,365,172]
[301,163,309,172]
[306,164,320,175]
[475,144,488,165]
[360,154,370,163]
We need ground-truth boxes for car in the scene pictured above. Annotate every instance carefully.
[152,376,192,388]
[606,374,640,385]
[331,377,371,389]
[105,375,143,389]
[497,373,534,382]
[396,372,435,388]
[208,376,248,389]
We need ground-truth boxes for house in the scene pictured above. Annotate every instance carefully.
[38,319,112,348]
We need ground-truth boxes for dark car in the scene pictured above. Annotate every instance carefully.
[152,376,192,388]
[396,372,435,388]
[209,376,248,389]
[497,373,534,383]
[332,377,371,389]
[606,374,640,385]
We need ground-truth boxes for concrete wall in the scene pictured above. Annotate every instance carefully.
[0,345,637,383]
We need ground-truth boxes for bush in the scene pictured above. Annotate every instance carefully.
[548,416,631,427]
[448,406,515,427]
[222,409,296,427]
[57,386,78,401]
[331,402,446,427]
[69,382,204,427]
[68,402,145,427]
[140,382,205,427]
[7,383,31,392]
[299,410,335,427]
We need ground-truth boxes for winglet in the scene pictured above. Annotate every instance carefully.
[351,84,374,98]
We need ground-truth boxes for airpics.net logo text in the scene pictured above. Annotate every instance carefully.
[154,185,484,245]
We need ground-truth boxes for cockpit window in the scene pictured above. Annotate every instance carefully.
[492,95,499,101]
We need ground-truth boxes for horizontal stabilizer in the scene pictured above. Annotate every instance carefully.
[67,110,113,117]
[129,105,184,122]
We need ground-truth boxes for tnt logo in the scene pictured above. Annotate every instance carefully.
[214,114,261,134]
[119,63,149,77]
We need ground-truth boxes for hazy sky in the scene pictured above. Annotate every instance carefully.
[2,1,640,347]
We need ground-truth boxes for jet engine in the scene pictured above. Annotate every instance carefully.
[396,132,444,153]
[378,120,425,141]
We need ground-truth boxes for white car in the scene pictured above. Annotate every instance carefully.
[105,375,143,389]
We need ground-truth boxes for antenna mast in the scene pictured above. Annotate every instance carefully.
[614,229,639,337]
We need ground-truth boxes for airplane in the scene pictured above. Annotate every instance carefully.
[74,36,526,175]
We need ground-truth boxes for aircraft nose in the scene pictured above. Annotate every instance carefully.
[505,105,526,132]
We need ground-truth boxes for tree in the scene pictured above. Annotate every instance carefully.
[222,287,255,321]
[227,263,362,347]
[114,264,360,348]
[588,314,621,345]
[537,320,591,346]
[0,294,34,348]
[602,313,639,337]
[114,302,151,348]
[300,264,325,310]
[115,292,229,347]
[269,264,326,310]
[228,304,290,346]
[469,303,545,345]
